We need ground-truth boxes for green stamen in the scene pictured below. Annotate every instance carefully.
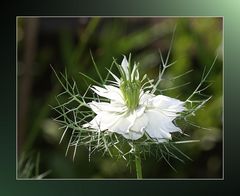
[120,80,141,111]
[116,55,142,111]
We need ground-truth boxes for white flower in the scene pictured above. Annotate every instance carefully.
[83,56,185,142]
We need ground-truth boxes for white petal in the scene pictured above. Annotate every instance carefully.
[89,101,126,114]
[110,114,133,134]
[84,111,122,131]
[91,85,124,104]
[122,131,143,140]
[121,56,129,80]
[123,114,148,140]
[104,85,125,103]
[116,106,147,140]
[150,95,185,112]
[88,102,102,114]
[145,109,182,142]
[109,106,145,134]
[130,114,148,132]
[147,95,185,119]
[139,92,154,105]
[134,105,146,118]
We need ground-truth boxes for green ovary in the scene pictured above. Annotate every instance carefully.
[120,80,141,111]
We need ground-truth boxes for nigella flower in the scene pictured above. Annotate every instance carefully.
[53,49,215,178]
[83,56,185,142]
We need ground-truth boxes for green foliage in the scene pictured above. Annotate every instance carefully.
[18,152,50,179]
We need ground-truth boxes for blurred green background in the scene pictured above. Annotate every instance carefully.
[17,17,222,178]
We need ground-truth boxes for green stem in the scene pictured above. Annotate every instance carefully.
[135,146,142,179]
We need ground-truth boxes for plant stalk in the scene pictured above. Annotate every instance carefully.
[135,146,142,179]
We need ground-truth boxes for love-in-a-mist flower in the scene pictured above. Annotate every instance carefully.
[83,56,185,142]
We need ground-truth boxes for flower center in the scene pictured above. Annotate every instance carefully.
[120,80,141,111]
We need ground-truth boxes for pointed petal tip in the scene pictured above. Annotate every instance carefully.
[121,55,129,76]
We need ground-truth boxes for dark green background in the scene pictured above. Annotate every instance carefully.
[1,0,239,195]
